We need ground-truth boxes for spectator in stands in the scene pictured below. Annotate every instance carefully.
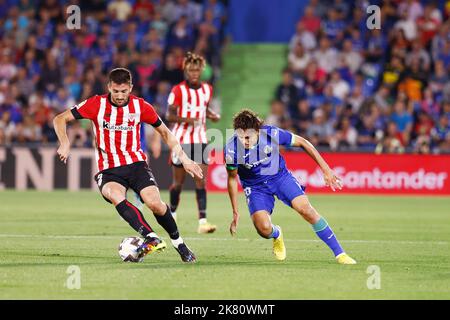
[398,58,428,102]
[154,52,184,87]
[313,37,338,73]
[431,114,450,149]
[335,116,357,150]
[406,40,431,71]
[390,100,413,146]
[307,108,336,150]
[322,8,345,44]
[339,39,363,74]
[108,0,133,22]
[275,69,299,116]
[308,0,328,20]
[288,42,311,75]
[299,5,321,35]
[329,71,350,101]
[166,15,196,51]
[292,99,312,135]
[357,115,378,151]
[421,87,441,121]
[173,0,202,25]
[376,121,405,154]
[265,100,291,130]
[289,21,317,52]
[429,60,448,101]
[417,4,441,47]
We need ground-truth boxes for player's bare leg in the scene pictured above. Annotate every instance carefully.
[102,182,165,258]
[141,185,196,262]
[251,211,285,261]
[101,182,127,206]
[291,195,356,264]
[169,165,186,221]
[195,163,216,234]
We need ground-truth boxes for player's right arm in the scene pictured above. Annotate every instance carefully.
[291,134,343,192]
[225,145,240,235]
[54,96,97,164]
[226,167,240,236]
[53,109,76,164]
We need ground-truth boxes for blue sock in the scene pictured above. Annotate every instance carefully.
[268,225,280,239]
[312,217,344,257]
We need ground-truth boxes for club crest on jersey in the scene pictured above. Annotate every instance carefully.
[264,145,273,154]
[128,113,137,122]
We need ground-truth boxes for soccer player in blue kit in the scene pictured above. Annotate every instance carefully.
[225,110,356,264]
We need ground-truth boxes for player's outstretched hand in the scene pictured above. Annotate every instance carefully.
[56,143,70,164]
[210,113,221,123]
[323,169,343,192]
[229,212,239,236]
[183,160,203,179]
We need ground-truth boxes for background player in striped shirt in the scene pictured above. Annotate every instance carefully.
[166,52,220,234]
[53,68,201,263]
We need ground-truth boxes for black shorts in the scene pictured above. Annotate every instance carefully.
[170,143,209,168]
[94,161,158,204]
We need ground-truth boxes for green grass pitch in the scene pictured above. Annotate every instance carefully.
[0,190,449,299]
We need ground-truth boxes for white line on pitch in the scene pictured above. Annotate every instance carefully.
[0,234,447,245]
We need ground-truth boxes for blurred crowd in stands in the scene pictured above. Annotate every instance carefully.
[0,0,227,147]
[268,0,450,154]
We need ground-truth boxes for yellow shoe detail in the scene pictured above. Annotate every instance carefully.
[272,226,286,261]
[336,253,357,264]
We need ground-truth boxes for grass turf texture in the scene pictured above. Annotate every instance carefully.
[0,191,449,299]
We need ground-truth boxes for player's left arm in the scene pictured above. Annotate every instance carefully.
[291,134,343,191]
[206,108,220,122]
[205,85,220,122]
[149,129,162,159]
[141,99,203,179]
[154,122,203,179]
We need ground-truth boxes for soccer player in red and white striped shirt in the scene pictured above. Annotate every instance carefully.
[166,52,220,234]
[53,68,201,263]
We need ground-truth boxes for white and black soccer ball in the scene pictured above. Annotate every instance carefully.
[118,237,144,262]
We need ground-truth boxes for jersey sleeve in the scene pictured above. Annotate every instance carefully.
[167,85,182,107]
[273,126,295,147]
[140,100,162,127]
[70,95,99,120]
[224,142,238,171]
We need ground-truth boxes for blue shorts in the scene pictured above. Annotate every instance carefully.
[243,171,306,215]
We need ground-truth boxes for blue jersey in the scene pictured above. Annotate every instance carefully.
[224,125,295,187]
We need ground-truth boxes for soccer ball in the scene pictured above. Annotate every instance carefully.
[118,237,144,262]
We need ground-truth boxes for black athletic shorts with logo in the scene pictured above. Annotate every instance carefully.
[94,161,157,204]
[170,143,209,168]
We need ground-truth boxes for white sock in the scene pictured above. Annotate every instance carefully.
[171,211,177,220]
[199,218,207,225]
[146,232,159,239]
[171,237,184,248]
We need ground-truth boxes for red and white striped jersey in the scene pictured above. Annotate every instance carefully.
[70,94,161,172]
[167,81,213,144]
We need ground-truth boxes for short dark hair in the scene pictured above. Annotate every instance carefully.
[233,109,263,130]
[108,68,132,85]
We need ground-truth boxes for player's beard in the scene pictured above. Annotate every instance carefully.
[112,96,128,106]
